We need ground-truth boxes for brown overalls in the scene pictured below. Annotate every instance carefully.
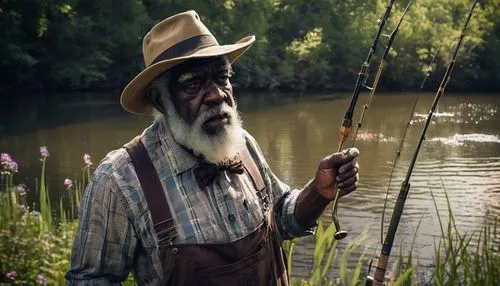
[126,137,290,286]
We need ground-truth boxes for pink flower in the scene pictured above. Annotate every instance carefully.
[5,270,17,280]
[64,178,73,189]
[83,153,92,167]
[37,273,48,285]
[40,146,49,158]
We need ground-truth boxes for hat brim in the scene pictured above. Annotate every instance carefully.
[121,35,255,115]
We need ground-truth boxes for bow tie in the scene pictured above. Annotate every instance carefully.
[194,158,245,190]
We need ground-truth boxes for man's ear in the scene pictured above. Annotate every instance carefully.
[146,86,166,114]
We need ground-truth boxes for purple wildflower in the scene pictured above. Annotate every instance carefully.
[1,153,12,169]
[64,178,73,189]
[16,184,26,195]
[37,273,48,285]
[5,270,17,280]
[1,153,17,173]
[40,146,49,158]
[8,161,18,173]
[1,153,12,164]
[83,153,92,167]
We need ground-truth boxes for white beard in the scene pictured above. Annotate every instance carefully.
[161,102,246,164]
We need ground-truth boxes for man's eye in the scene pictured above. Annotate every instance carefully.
[182,80,202,92]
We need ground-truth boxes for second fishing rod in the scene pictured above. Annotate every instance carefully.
[332,0,416,240]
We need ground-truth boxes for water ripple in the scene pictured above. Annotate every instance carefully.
[413,102,498,124]
[429,133,500,146]
[356,132,396,142]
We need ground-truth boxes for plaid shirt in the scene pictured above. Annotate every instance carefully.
[66,121,313,285]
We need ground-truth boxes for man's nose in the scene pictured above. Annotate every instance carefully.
[203,81,226,105]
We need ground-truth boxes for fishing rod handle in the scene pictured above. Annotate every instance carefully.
[332,137,349,240]
[373,182,411,284]
[372,253,390,286]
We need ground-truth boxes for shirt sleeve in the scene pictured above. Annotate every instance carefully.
[268,172,317,239]
[244,132,316,239]
[66,167,136,285]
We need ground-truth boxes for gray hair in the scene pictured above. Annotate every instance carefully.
[148,73,171,123]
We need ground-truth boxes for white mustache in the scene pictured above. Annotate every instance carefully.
[196,103,233,125]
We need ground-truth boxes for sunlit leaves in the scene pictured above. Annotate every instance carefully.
[37,16,48,37]
[286,27,324,59]
[58,3,73,14]
[382,0,488,89]
[224,0,235,10]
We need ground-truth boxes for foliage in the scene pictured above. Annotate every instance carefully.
[430,188,500,286]
[0,149,83,284]
[0,0,498,93]
[0,205,78,284]
[0,0,150,91]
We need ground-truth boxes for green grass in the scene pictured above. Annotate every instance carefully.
[429,186,500,286]
[0,151,498,285]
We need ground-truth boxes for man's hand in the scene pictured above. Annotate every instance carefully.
[314,148,360,201]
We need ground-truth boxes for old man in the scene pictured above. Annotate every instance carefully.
[66,10,360,285]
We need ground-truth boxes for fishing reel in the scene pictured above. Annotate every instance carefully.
[332,215,347,240]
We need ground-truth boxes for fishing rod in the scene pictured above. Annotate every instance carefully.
[367,1,479,284]
[351,0,413,147]
[380,44,441,244]
[331,0,395,241]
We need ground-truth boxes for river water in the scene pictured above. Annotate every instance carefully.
[1,91,499,279]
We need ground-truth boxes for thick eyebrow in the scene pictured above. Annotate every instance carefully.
[177,72,198,83]
[179,68,230,82]
[176,60,232,83]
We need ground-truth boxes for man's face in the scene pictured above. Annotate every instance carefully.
[169,57,235,134]
[159,56,245,163]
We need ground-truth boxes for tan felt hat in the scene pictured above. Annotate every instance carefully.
[120,10,255,115]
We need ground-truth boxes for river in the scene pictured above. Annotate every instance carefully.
[1,91,499,279]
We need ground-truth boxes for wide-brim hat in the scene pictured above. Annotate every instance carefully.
[121,10,255,115]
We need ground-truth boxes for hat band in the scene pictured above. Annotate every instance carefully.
[149,34,218,66]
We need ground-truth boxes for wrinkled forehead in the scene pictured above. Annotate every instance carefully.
[170,56,231,82]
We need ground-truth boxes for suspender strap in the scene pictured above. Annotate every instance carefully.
[240,147,265,192]
[241,139,269,211]
[124,136,175,236]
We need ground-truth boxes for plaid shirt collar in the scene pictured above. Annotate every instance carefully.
[155,120,199,175]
